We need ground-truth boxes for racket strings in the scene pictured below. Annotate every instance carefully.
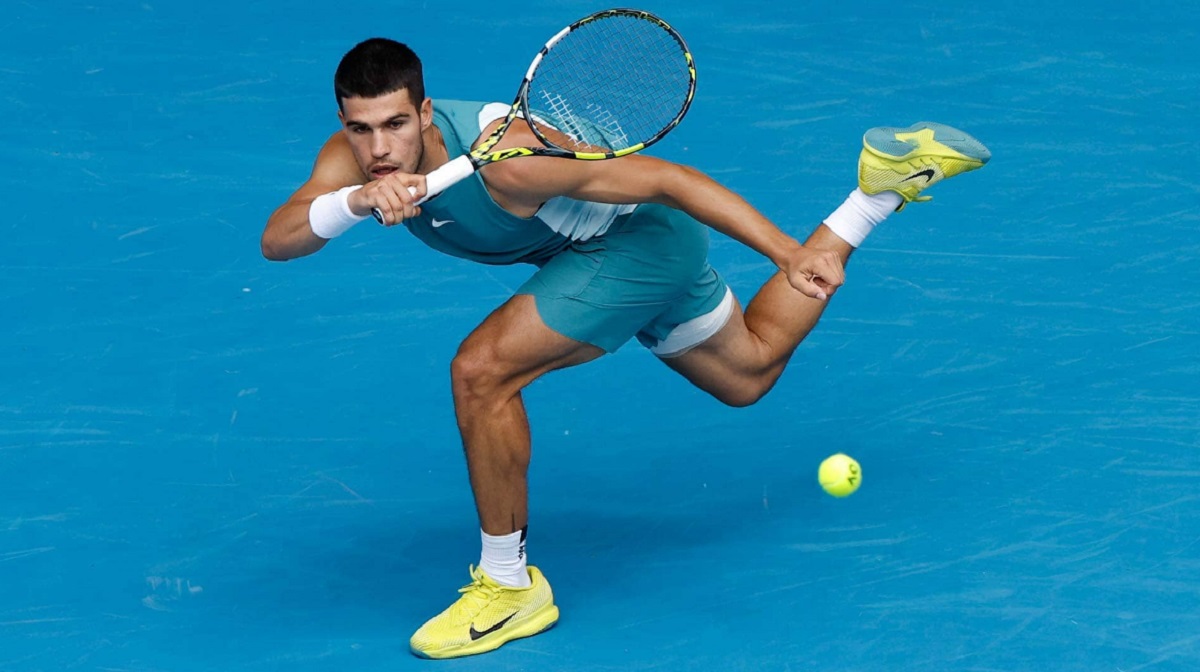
[535,93,630,150]
[529,14,692,153]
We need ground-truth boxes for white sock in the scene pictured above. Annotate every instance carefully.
[479,527,530,588]
[822,188,904,248]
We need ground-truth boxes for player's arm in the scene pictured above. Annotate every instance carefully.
[480,125,844,298]
[262,132,364,261]
[261,133,428,261]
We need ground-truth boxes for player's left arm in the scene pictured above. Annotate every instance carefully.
[481,127,843,299]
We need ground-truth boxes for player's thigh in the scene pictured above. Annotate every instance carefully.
[457,295,605,387]
[518,203,708,355]
[656,297,773,399]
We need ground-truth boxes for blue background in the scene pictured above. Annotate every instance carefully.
[3,1,1199,670]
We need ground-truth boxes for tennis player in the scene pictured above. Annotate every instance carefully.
[261,38,990,658]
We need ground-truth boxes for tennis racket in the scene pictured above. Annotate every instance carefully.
[371,7,696,223]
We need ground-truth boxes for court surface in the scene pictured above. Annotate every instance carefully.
[4,1,1199,670]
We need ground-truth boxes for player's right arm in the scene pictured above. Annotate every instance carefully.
[261,132,364,261]
[261,133,427,261]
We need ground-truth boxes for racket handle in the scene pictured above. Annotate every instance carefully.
[370,156,477,224]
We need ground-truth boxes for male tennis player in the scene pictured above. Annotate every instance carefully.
[262,38,989,658]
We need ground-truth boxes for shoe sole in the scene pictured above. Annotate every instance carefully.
[410,603,560,660]
[863,122,991,164]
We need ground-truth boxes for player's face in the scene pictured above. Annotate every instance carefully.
[338,89,432,180]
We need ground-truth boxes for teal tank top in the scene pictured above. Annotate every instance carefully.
[402,100,636,266]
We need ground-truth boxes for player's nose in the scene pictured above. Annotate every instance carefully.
[370,131,390,158]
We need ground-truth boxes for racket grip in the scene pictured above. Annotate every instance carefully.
[370,188,418,224]
[370,155,477,224]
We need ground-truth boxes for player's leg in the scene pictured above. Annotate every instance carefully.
[412,225,670,659]
[452,295,603,537]
[660,121,991,405]
[411,295,599,660]
[659,224,852,407]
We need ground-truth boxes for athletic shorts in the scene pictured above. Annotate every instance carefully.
[518,203,734,356]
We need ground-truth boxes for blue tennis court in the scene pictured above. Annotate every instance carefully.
[4,1,1199,670]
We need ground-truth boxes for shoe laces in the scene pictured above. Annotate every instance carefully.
[453,565,502,618]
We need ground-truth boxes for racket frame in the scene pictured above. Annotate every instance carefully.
[371,8,695,223]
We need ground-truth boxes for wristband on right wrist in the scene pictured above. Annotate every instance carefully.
[309,185,366,239]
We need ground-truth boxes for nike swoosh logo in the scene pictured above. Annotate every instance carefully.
[901,169,936,184]
[431,218,454,228]
[469,613,517,641]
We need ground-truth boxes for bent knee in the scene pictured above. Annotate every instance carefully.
[450,342,511,401]
[710,374,778,408]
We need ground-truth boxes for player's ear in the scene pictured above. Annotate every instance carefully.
[420,97,433,129]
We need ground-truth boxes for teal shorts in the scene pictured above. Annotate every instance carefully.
[518,204,733,355]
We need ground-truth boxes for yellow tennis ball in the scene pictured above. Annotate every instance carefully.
[818,453,861,497]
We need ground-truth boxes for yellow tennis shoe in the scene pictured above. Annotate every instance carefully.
[859,122,991,210]
[409,565,559,659]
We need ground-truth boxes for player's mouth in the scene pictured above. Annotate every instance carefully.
[370,164,399,179]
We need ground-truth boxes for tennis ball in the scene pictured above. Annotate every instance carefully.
[818,453,861,497]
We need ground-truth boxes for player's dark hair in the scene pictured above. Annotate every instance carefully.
[334,38,425,109]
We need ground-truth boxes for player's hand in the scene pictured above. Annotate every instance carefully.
[348,173,428,226]
[781,246,844,301]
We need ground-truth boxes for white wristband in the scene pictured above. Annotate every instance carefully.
[309,185,366,239]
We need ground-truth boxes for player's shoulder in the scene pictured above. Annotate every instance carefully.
[431,99,512,149]
[310,131,367,185]
[315,130,354,161]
